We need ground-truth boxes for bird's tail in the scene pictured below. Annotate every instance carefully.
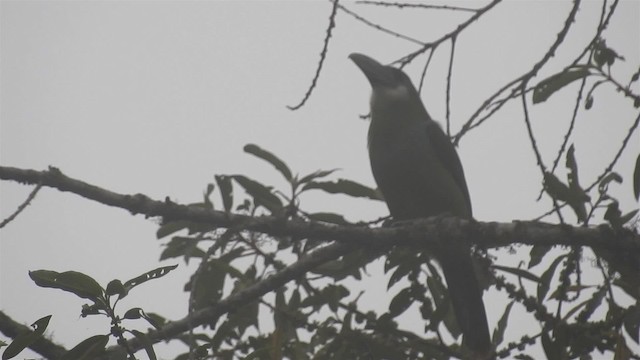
[437,243,493,359]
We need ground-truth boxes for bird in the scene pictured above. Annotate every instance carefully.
[349,53,492,359]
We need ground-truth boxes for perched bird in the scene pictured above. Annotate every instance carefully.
[350,53,492,359]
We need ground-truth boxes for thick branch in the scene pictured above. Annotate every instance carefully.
[1,166,638,251]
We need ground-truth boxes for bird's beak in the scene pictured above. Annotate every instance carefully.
[349,53,395,87]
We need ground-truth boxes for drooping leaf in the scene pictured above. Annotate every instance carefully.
[244,144,293,181]
[538,254,567,301]
[156,220,190,239]
[160,237,206,262]
[215,175,234,213]
[529,245,551,268]
[232,175,283,214]
[541,330,565,360]
[122,264,178,292]
[2,315,51,360]
[493,265,541,283]
[29,270,103,301]
[61,335,109,360]
[492,301,514,346]
[302,179,383,201]
[533,67,590,104]
[614,333,632,360]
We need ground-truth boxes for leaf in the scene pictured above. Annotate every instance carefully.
[215,175,234,213]
[29,270,103,301]
[244,144,293,181]
[61,335,109,360]
[543,171,588,222]
[388,288,413,317]
[302,179,383,201]
[634,154,640,200]
[105,279,126,297]
[543,172,572,202]
[623,307,640,344]
[231,175,283,214]
[538,254,567,301]
[160,237,206,262]
[122,264,178,293]
[130,330,157,360]
[528,245,551,268]
[598,172,623,195]
[614,333,632,360]
[593,39,623,68]
[493,265,541,283]
[2,315,51,360]
[541,330,565,360]
[298,169,340,184]
[533,67,590,104]
[156,220,190,239]
[492,301,514,346]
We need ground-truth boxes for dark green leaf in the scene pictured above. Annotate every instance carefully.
[621,210,639,225]
[614,334,631,360]
[529,245,551,268]
[493,265,541,283]
[302,179,383,201]
[123,307,143,320]
[123,264,178,291]
[244,144,293,181]
[593,39,623,68]
[492,301,514,346]
[387,262,414,290]
[61,335,109,360]
[623,306,640,344]
[105,279,126,298]
[599,172,623,195]
[2,315,51,360]
[160,237,205,262]
[538,255,567,301]
[130,330,157,360]
[298,169,340,184]
[388,288,413,317]
[541,330,564,360]
[605,201,623,228]
[543,172,572,202]
[156,221,190,239]
[533,67,590,104]
[215,175,234,213]
[232,175,283,214]
[29,270,103,301]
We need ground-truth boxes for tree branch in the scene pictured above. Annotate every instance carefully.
[1,166,637,251]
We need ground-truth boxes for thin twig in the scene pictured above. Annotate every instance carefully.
[0,183,42,229]
[287,0,339,110]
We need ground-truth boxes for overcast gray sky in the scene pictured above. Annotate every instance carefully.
[1,1,638,359]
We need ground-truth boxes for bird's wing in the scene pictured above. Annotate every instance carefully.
[425,120,473,217]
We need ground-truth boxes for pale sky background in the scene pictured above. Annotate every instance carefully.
[1,1,639,359]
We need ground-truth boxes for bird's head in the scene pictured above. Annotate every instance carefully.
[349,53,416,110]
